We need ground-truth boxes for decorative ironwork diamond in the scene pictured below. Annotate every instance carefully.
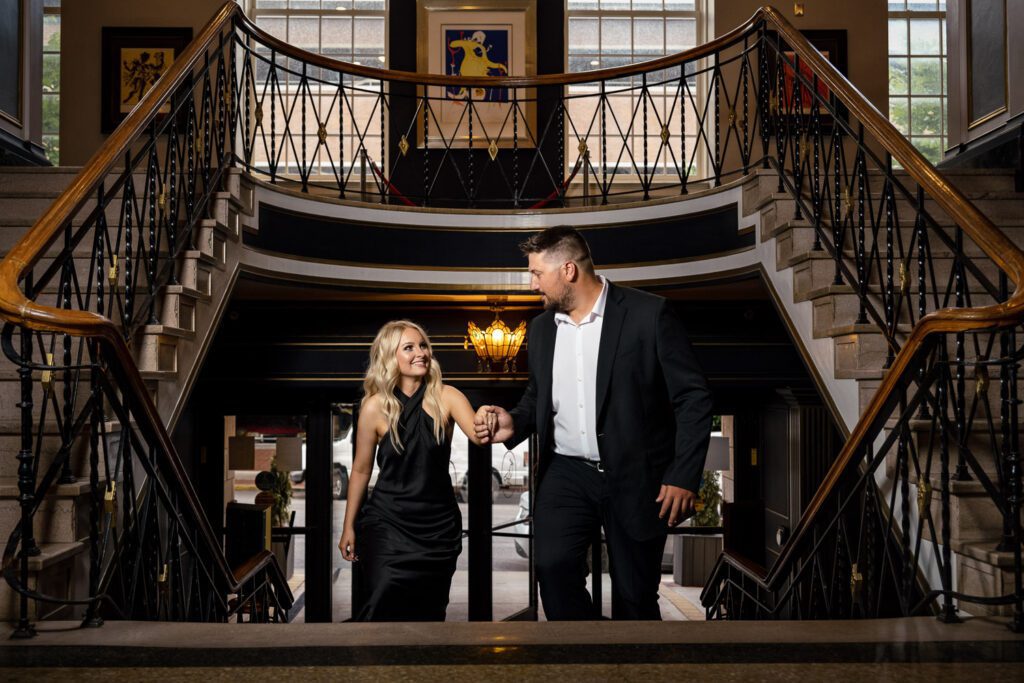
[318,123,327,144]
[255,108,263,125]
[916,477,932,516]
[398,135,410,156]
[898,262,908,295]
[660,126,670,145]
[158,192,166,210]
[728,106,736,126]
[488,139,499,161]
[578,139,588,157]
[108,256,119,285]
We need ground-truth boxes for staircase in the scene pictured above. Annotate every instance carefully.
[0,166,252,622]
[725,164,1024,620]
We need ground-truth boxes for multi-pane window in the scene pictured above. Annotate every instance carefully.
[888,1,947,164]
[249,1,387,176]
[42,0,60,165]
[566,1,703,177]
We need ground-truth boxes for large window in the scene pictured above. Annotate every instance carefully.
[566,1,704,176]
[249,1,387,176]
[42,0,60,165]
[888,1,947,164]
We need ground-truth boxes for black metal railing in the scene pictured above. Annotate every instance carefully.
[0,3,291,636]
[0,2,1021,633]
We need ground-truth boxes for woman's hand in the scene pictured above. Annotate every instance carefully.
[338,527,358,562]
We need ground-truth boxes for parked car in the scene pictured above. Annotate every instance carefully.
[289,434,357,500]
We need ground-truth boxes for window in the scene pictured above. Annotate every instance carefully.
[888,1,947,164]
[42,0,60,165]
[249,1,387,176]
[566,1,704,177]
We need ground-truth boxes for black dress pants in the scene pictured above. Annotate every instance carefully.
[533,454,666,620]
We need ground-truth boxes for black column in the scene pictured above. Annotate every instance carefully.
[467,440,492,621]
[305,405,333,622]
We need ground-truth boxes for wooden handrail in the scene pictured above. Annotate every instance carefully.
[0,0,244,594]
[1,3,1022,608]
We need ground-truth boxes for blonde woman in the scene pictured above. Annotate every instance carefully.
[338,320,494,621]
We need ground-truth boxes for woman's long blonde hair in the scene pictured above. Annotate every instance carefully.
[363,320,449,451]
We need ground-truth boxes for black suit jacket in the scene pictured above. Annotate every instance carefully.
[507,282,713,540]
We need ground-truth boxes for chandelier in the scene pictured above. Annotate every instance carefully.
[465,307,527,372]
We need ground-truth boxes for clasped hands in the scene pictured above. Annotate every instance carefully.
[472,405,697,527]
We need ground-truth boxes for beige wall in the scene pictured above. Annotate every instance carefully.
[60,0,223,165]
[714,1,888,113]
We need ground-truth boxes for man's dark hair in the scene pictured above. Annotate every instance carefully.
[518,226,595,273]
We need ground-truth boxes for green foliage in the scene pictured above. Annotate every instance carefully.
[694,470,722,527]
[269,460,292,528]
[711,414,722,431]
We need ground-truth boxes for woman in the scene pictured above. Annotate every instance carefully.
[338,320,494,621]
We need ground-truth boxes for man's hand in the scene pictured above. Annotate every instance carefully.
[656,484,697,527]
[473,405,514,444]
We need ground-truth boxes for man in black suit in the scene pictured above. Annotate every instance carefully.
[475,226,712,620]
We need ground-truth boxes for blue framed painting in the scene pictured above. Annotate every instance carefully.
[444,27,511,102]
[418,1,537,147]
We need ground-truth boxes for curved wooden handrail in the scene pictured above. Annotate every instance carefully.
[0,3,1022,609]
[0,0,244,593]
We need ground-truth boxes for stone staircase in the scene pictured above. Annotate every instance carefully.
[0,166,251,622]
[743,166,1024,617]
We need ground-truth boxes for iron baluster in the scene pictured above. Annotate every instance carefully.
[269,49,277,183]
[758,25,770,170]
[792,53,803,220]
[601,80,607,205]
[467,87,474,207]
[379,80,386,204]
[147,127,160,325]
[123,152,135,334]
[713,51,721,187]
[58,223,75,485]
[83,342,104,628]
[13,304,39,640]
[884,153,895,367]
[301,62,308,193]
[742,35,750,174]
[681,66,689,194]
[421,89,427,206]
[339,76,346,199]
[643,72,649,200]
[513,88,520,207]
[954,222,970,481]
[811,75,821,251]
[855,125,867,325]
[832,128,843,285]
[937,337,960,622]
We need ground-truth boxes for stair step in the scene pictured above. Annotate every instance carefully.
[164,283,212,302]
[142,324,194,339]
[0,479,91,545]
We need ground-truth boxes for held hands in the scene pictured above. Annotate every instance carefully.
[473,405,514,444]
[656,484,697,527]
[338,528,357,562]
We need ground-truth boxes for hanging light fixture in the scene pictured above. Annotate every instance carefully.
[465,306,526,372]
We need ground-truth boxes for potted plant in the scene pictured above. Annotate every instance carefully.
[268,460,296,579]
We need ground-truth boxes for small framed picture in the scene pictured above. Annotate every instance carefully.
[101,26,193,133]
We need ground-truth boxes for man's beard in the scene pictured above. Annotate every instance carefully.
[542,284,575,313]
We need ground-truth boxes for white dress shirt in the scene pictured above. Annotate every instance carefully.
[551,277,608,461]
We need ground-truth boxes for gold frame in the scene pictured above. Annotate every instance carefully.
[416,0,537,149]
[966,0,1009,130]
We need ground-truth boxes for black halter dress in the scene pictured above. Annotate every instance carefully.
[353,384,462,621]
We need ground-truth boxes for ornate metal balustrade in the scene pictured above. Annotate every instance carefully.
[0,2,1020,633]
[0,3,291,637]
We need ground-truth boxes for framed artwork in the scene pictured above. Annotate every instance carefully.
[417,1,537,148]
[769,30,848,126]
[101,27,193,133]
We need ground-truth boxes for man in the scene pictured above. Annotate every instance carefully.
[475,226,712,620]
